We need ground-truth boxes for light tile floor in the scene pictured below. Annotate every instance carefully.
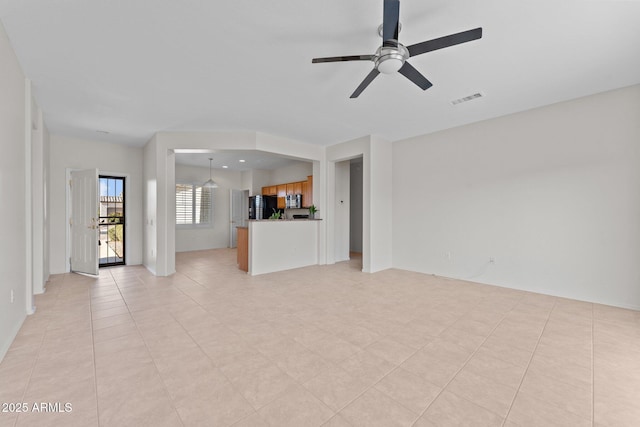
[1,249,639,427]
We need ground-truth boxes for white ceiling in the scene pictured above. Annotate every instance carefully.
[175,150,309,170]
[1,0,639,148]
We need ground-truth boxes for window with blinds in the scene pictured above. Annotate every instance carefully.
[176,184,213,226]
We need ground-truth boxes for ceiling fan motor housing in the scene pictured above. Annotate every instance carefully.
[375,44,409,74]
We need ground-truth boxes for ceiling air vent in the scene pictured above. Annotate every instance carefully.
[451,92,483,105]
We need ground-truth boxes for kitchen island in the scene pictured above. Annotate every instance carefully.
[237,219,321,275]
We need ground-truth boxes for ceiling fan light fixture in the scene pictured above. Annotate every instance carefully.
[377,57,404,74]
[375,45,408,74]
[203,158,218,188]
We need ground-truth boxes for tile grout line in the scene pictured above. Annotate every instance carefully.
[252,312,404,425]
[177,271,354,425]
[89,269,128,427]
[231,320,357,421]
[407,293,527,427]
[10,254,637,427]
[92,269,179,425]
[169,268,381,424]
[107,261,587,424]
[299,291,524,425]
[284,288,523,426]
[116,272,188,427]
[499,299,557,427]
[154,273,262,426]
[277,319,424,419]
[11,287,52,427]
[167,310,259,425]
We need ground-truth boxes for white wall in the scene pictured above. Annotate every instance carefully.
[0,22,27,360]
[392,85,640,310]
[49,135,144,274]
[241,170,252,195]
[174,163,242,252]
[250,169,271,195]
[368,136,393,272]
[268,161,313,185]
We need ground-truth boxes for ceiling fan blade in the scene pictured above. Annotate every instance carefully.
[312,55,374,63]
[350,69,380,98]
[382,0,400,45]
[398,62,433,90]
[407,27,482,57]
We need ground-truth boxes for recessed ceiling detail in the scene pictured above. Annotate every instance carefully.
[174,150,311,171]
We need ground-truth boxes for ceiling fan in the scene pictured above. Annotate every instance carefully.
[312,0,482,98]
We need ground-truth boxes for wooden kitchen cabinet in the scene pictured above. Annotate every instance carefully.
[285,182,303,195]
[262,185,276,196]
[301,181,308,206]
[263,179,311,209]
[277,184,286,209]
[237,227,248,272]
[286,183,294,195]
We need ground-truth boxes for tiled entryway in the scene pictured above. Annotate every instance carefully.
[1,249,639,426]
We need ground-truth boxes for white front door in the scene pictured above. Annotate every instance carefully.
[70,169,99,275]
[229,189,246,248]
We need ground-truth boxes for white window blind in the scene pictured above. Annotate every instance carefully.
[176,184,213,226]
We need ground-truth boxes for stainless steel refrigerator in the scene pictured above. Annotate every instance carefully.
[249,195,281,219]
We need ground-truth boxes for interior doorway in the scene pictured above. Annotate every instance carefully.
[229,189,249,248]
[332,156,363,269]
[349,157,363,261]
[98,175,126,267]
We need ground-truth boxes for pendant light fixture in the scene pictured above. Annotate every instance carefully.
[203,158,218,188]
